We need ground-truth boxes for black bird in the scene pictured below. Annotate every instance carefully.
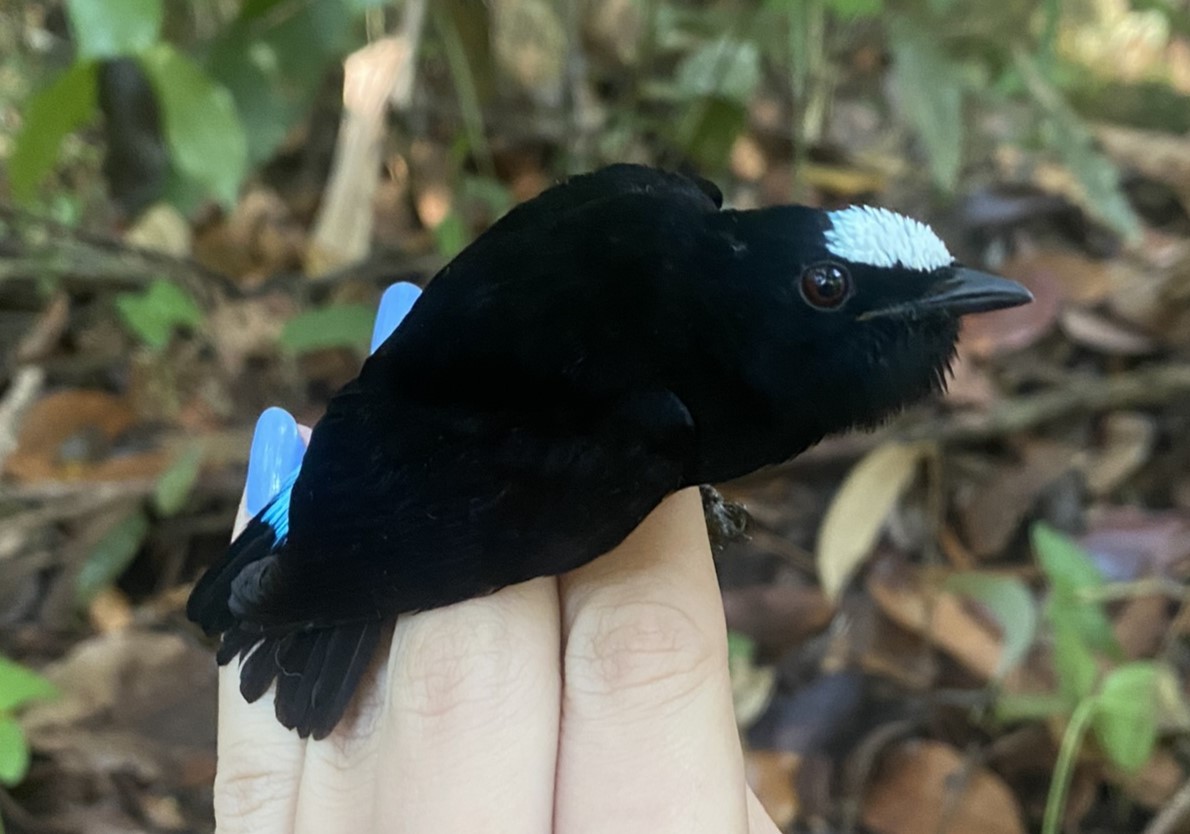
[188,164,1032,739]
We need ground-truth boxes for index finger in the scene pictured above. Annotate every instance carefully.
[213,423,312,834]
[554,487,750,833]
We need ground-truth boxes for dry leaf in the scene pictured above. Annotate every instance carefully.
[722,584,834,656]
[1002,250,1113,304]
[1059,307,1157,355]
[1083,412,1156,496]
[21,630,216,781]
[817,441,931,600]
[1118,748,1187,808]
[1080,507,1190,581]
[747,671,870,753]
[745,750,799,830]
[1113,594,1170,660]
[866,564,1005,682]
[861,740,1025,834]
[124,203,191,257]
[4,390,168,483]
[957,441,1077,557]
[962,260,1065,358]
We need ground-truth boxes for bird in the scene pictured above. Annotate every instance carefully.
[187,163,1032,739]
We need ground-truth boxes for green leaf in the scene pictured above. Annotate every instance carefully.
[461,176,514,217]
[115,279,203,350]
[727,630,758,665]
[66,0,162,59]
[0,657,58,713]
[1154,662,1190,732]
[76,510,151,607]
[675,37,761,103]
[0,719,29,786]
[726,631,775,729]
[139,44,248,206]
[153,444,203,516]
[280,304,375,355]
[888,21,964,190]
[1093,662,1159,772]
[240,0,289,20]
[1013,50,1141,243]
[1033,524,1104,593]
[8,62,98,204]
[825,0,883,19]
[1052,615,1098,702]
[677,98,748,170]
[434,213,470,260]
[945,573,1037,679]
[1032,523,1119,657]
[208,0,357,165]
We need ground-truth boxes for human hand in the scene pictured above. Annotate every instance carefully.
[213,284,780,834]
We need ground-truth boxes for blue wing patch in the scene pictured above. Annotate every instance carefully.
[260,466,300,541]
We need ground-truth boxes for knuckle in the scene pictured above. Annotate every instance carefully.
[214,760,295,831]
[320,665,386,756]
[564,598,720,713]
[396,608,528,723]
[312,722,375,774]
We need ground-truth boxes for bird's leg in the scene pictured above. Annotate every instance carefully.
[698,484,749,551]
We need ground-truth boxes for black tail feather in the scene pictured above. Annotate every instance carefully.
[237,634,281,702]
[218,621,382,739]
[193,495,382,738]
[310,621,381,739]
[188,518,277,634]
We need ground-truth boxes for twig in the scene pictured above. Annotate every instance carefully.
[772,362,1190,474]
[0,366,45,473]
[306,0,429,276]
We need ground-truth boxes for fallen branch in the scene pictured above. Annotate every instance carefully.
[776,362,1190,472]
[904,363,1190,445]
[0,203,237,305]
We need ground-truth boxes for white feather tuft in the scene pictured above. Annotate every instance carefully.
[824,205,952,271]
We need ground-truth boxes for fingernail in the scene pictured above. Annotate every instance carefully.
[370,282,422,354]
[246,407,305,515]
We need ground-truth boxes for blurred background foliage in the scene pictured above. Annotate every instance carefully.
[1,1,1190,833]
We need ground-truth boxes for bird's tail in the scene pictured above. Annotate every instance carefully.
[217,620,383,739]
[187,483,382,739]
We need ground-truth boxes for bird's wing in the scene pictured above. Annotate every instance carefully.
[226,385,696,630]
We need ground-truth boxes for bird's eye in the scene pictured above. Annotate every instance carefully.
[800,263,852,309]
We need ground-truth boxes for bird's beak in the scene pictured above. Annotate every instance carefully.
[915,267,1033,316]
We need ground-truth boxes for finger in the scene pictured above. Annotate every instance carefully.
[214,411,309,834]
[372,577,561,834]
[293,625,393,834]
[245,407,306,517]
[289,283,424,833]
[370,281,422,353]
[555,488,748,834]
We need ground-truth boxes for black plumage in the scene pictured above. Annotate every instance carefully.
[188,164,1030,739]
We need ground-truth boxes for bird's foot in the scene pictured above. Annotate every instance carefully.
[698,485,749,551]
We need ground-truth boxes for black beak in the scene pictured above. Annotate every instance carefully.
[916,267,1033,316]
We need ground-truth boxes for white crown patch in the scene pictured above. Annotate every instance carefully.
[824,205,953,271]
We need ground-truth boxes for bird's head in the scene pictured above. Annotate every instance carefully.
[701,202,1032,467]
